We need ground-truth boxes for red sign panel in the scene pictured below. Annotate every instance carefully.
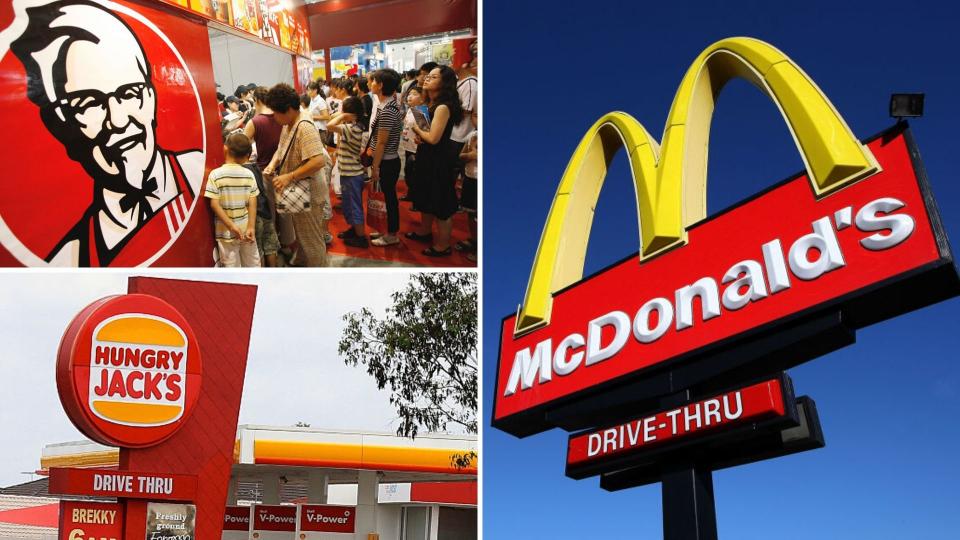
[494,129,954,431]
[223,506,251,531]
[567,379,786,469]
[59,501,123,540]
[49,467,197,500]
[252,505,297,532]
[56,294,202,448]
[298,505,356,534]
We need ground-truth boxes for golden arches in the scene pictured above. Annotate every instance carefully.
[515,37,880,335]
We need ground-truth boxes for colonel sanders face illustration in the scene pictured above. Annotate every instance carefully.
[14,0,158,193]
[5,0,205,266]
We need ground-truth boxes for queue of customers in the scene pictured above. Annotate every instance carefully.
[208,60,479,267]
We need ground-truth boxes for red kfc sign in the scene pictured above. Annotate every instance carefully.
[0,0,220,267]
[56,293,202,447]
[59,501,123,540]
[298,505,356,534]
[494,129,958,435]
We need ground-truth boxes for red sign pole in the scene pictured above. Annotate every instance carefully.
[118,277,257,539]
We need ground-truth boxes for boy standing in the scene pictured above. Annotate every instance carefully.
[205,133,261,267]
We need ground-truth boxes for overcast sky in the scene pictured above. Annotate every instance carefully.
[0,270,443,487]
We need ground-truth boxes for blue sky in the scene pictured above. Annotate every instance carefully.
[482,1,960,538]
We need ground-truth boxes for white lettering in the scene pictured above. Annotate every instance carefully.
[722,392,743,420]
[633,297,673,343]
[503,200,918,397]
[602,428,618,454]
[504,339,552,396]
[665,409,681,434]
[587,433,602,457]
[721,260,768,310]
[643,417,656,442]
[856,197,914,250]
[586,311,631,366]
[788,216,846,280]
[675,277,721,330]
[703,399,721,426]
[683,404,702,431]
[626,421,642,446]
[762,239,792,293]
[93,473,132,493]
[553,333,585,376]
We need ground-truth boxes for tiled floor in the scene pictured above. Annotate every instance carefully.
[324,178,477,268]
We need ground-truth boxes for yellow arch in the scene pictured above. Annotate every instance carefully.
[515,37,880,335]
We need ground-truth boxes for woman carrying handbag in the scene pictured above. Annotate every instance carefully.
[261,84,329,267]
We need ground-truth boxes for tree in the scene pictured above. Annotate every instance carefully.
[339,273,477,450]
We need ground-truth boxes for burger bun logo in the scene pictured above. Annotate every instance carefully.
[57,294,202,447]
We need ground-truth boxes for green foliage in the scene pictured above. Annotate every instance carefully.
[339,273,478,439]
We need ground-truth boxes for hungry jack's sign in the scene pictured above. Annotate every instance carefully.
[57,293,203,447]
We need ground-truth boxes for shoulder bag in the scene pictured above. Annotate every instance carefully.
[274,120,313,214]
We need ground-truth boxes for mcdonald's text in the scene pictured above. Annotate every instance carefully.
[504,196,911,397]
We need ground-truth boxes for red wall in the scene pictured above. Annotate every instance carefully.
[307,0,476,50]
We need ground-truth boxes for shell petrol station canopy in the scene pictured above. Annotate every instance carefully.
[40,425,477,484]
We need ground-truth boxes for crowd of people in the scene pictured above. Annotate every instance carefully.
[208,52,479,267]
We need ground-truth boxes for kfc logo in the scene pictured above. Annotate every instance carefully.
[0,0,206,266]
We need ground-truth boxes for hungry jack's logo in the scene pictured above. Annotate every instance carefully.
[88,313,188,427]
[58,294,202,447]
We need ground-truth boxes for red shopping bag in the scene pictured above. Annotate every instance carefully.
[367,181,388,233]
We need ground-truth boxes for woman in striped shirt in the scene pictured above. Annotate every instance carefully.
[367,69,404,246]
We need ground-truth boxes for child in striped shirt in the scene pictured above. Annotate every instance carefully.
[327,97,370,248]
[205,133,261,267]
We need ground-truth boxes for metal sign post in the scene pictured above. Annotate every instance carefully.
[662,464,718,540]
[659,389,717,540]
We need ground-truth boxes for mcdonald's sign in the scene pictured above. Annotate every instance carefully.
[492,37,960,437]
